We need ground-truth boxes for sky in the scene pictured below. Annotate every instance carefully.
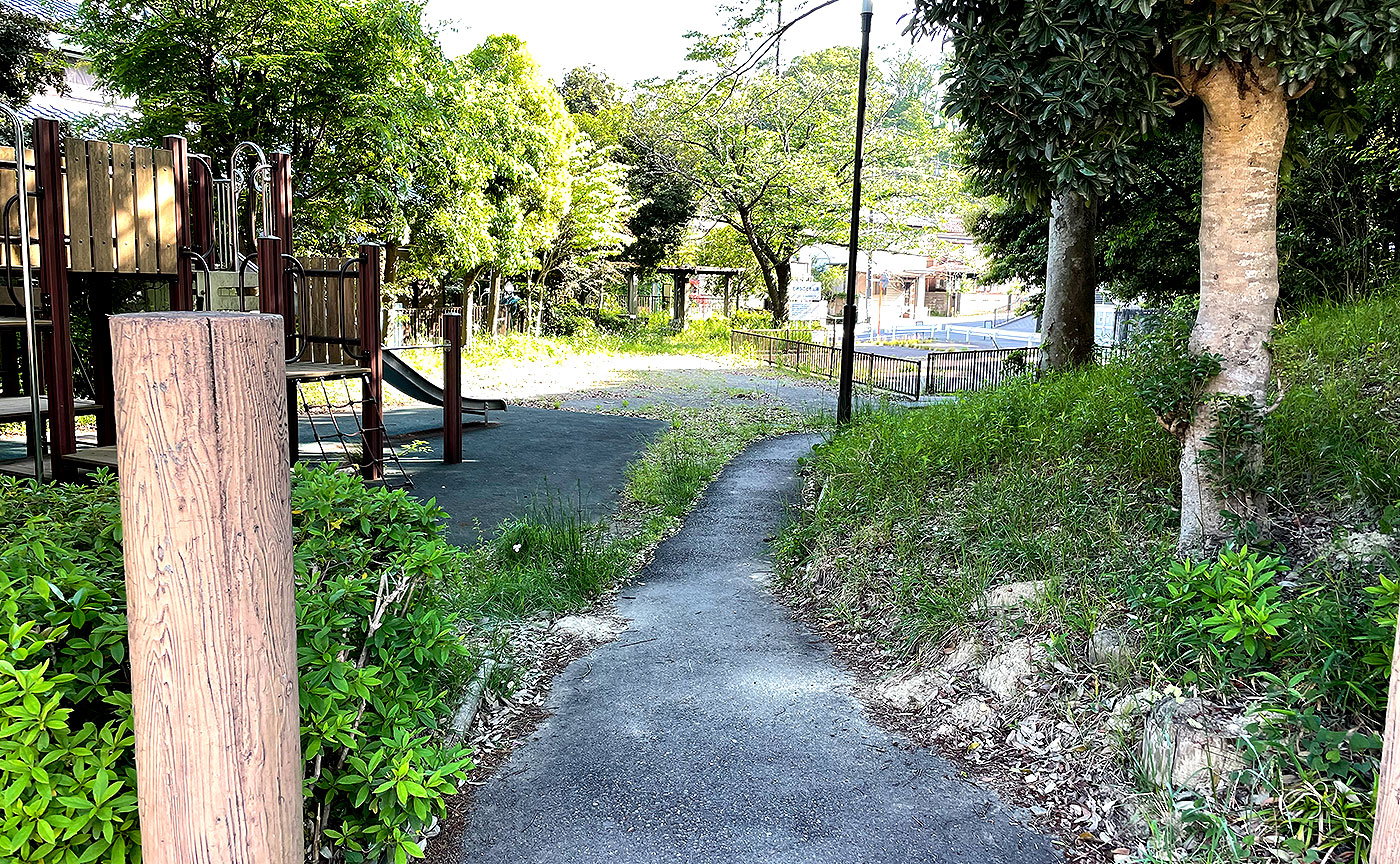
[422,0,940,85]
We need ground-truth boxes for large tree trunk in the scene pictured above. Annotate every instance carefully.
[1040,189,1097,371]
[772,261,792,326]
[1178,59,1288,554]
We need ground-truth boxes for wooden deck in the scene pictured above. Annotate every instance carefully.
[286,362,365,381]
[0,395,98,422]
[64,445,118,468]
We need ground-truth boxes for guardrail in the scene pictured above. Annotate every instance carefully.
[731,329,923,399]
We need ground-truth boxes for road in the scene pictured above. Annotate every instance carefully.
[448,435,1054,864]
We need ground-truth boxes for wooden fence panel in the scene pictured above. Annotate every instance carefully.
[65,140,92,271]
[86,140,115,272]
[134,148,159,273]
[154,149,177,273]
[111,143,136,273]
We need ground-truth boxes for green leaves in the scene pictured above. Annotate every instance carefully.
[2,466,479,863]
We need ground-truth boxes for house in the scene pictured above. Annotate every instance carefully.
[4,0,135,126]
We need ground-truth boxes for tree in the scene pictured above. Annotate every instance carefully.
[531,136,635,328]
[634,44,954,324]
[910,0,1167,369]
[912,0,1400,551]
[0,8,66,108]
[971,124,1202,305]
[75,0,491,278]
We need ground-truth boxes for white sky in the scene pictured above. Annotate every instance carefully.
[423,0,939,86]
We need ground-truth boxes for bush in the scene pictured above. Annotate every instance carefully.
[0,467,480,864]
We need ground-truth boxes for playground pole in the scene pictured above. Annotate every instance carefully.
[443,312,462,464]
[358,244,384,481]
[1,107,42,481]
[836,0,874,424]
[110,311,301,864]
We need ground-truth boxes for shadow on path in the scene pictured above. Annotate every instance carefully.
[451,435,1055,864]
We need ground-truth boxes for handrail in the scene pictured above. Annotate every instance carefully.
[1,106,42,480]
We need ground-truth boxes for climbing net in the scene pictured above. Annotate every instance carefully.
[296,376,412,489]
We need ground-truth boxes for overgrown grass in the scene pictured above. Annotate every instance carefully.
[453,401,828,623]
[774,289,1400,862]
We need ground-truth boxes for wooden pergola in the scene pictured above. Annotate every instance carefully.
[653,266,745,326]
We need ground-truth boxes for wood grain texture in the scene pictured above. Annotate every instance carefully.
[154,149,177,273]
[64,139,91,270]
[110,312,301,864]
[111,143,136,273]
[86,140,115,271]
[134,148,158,273]
[1375,624,1400,861]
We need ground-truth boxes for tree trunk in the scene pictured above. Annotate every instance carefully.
[772,261,792,325]
[1178,58,1288,554]
[382,241,398,295]
[1040,189,1097,371]
[488,271,502,338]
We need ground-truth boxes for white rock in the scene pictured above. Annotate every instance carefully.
[553,614,627,643]
[949,697,996,731]
[982,580,1048,610]
[1088,627,1139,668]
[1342,531,1394,562]
[940,640,981,672]
[977,638,1045,701]
[1140,697,1245,793]
[877,673,940,710]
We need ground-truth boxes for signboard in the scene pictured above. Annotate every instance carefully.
[788,280,825,322]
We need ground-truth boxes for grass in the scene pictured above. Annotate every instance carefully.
[772,288,1400,862]
[452,400,827,622]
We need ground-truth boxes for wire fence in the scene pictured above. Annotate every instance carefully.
[733,329,1132,399]
[731,329,924,399]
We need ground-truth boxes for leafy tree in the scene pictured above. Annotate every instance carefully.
[971,124,1201,304]
[913,0,1400,551]
[634,43,955,323]
[0,7,66,108]
[75,0,492,282]
[531,136,635,327]
[910,0,1165,368]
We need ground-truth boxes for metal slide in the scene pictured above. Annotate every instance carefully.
[382,350,507,419]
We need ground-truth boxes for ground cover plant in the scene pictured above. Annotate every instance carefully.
[775,289,1400,862]
[0,468,477,864]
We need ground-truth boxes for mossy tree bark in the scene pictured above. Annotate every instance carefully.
[1178,58,1287,554]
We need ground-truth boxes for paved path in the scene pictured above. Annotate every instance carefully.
[299,405,664,544]
[452,435,1054,864]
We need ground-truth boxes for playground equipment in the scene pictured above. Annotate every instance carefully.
[0,115,504,483]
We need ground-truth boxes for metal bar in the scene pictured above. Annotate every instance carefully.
[35,118,76,478]
[444,312,462,465]
[358,244,382,481]
[4,109,41,480]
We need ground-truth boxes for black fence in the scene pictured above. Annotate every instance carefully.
[731,329,923,399]
[925,347,1040,394]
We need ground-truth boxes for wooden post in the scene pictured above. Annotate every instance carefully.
[34,117,76,478]
[163,136,194,312]
[443,312,462,465]
[722,273,733,317]
[358,244,383,481]
[671,271,688,329]
[110,311,301,864]
[627,271,638,318]
[1374,631,1400,860]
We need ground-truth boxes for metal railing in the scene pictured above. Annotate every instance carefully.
[925,347,1040,394]
[731,329,923,399]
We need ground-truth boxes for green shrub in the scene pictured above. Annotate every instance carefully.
[0,467,480,864]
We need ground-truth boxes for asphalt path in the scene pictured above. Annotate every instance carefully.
[450,435,1055,864]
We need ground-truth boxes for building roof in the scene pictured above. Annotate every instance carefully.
[4,0,80,24]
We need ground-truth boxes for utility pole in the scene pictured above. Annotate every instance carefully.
[836,0,874,424]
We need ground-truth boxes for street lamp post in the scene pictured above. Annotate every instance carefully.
[836,0,874,424]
